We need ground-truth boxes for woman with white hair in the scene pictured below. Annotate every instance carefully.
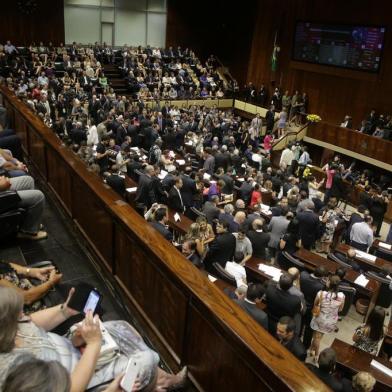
[0,286,186,391]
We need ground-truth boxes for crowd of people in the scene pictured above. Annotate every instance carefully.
[1,39,391,391]
[340,110,392,141]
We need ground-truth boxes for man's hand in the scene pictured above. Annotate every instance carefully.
[0,176,11,191]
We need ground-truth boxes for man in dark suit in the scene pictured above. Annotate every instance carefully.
[265,273,302,334]
[167,177,185,213]
[149,207,173,241]
[204,221,236,269]
[247,219,270,259]
[276,316,306,361]
[235,283,268,330]
[310,348,347,391]
[239,178,253,206]
[180,168,197,210]
[182,239,203,269]
[296,200,320,250]
[202,195,220,224]
[135,165,155,214]
[300,266,327,348]
[216,167,234,195]
[265,105,275,131]
[203,147,215,175]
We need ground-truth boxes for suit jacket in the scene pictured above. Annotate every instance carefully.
[310,367,344,392]
[239,181,253,205]
[234,299,268,330]
[180,175,197,208]
[202,201,220,224]
[218,173,234,194]
[149,221,173,241]
[265,110,275,131]
[205,232,236,268]
[135,174,154,208]
[268,216,290,248]
[300,270,325,310]
[266,283,301,333]
[168,186,185,213]
[283,336,307,361]
[247,230,270,259]
[203,156,215,175]
[296,210,320,248]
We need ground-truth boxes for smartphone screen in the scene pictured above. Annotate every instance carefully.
[83,290,100,314]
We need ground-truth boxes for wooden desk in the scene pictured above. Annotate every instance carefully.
[372,240,392,259]
[332,339,392,392]
[337,244,392,273]
[245,257,278,284]
[167,209,193,235]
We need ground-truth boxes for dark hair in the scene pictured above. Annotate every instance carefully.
[366,306,385,341]
[318,348,337,373]
[234,251,244,264]
[314,266,328,278]
[335,267,346,280]
[279,273,293,291]
[154,207,167,222]
[357,205,366,213]
[246,283,265,302]
[219,220,230,231]
[278,316,296,333]
[327,275,341,299]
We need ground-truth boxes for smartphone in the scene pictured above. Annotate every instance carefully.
[83,290,101,315]
[120,359,140,392]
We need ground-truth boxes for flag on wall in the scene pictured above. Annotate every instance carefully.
[271,31,278,72]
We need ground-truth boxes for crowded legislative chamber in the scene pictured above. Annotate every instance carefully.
[1,0,392,391]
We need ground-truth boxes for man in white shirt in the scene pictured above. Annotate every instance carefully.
[350,216,374,252]
[280,145,294,169]
[298,146,311,166]
[225,251,247,288]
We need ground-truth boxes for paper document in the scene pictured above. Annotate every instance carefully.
[168,150,175,158]
[208,275,217,283]
[355,250,377,263]
[260,203,271,211]
[203,173,211,180]
[174,212,181,222]
[354,274,369,287]
[258,264,282,282]
[237,178,244,182]
[126,187,137,193]
[130,147,139,151]
[176,159,186,165]
[158,170,168,180]
[370,360,392,377]
[379,242,392,250]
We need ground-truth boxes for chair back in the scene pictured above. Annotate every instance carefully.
[327,253,353,270]
[190,206,206,219]
[374,249,392,262]
[338,285,356,317]
[212,262,237,286]
[0,209,24,240]
[277,251,305,271]
[365,271,392,308]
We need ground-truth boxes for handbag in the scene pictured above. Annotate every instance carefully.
[312,292,323,317]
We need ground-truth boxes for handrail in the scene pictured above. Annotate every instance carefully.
[0,84,328,392]
[271,122,309,150]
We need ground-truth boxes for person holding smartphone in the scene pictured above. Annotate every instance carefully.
[0,286,187,391]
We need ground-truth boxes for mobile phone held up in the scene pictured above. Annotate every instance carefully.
[120,359,140,392]
[83,289,101,315]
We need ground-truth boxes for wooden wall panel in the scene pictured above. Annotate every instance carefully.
[72,176,114,272]
[0,0,64,45]
[14,114,28,153]
[166,0,257,86]
[46,148,72,214]
[246,0,392,125]
[27,126,47,178]
[114,224,187,358]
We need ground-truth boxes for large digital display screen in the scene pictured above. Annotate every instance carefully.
[292,22,386,72]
